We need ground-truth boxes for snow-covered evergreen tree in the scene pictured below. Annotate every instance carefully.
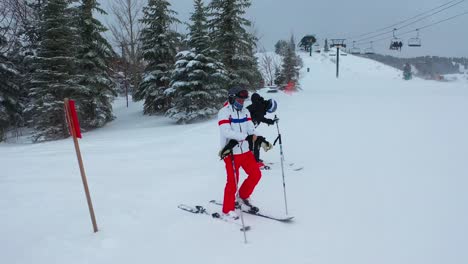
[324,38,330,52]
[27,0,83,141]
[275,40,289,56]
[274,65,285,86]
[208,0,262,88]
[9,1,47,127]
[166,0,229,124]
[403,63,412,80]
[279,35,300,86]
[134,0,181,114]
[75,0,116,128]
[188,0,210,54]
[0,37,23,141]
[18,0,46,58]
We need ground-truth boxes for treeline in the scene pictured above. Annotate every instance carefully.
[0,0,262,142]
[361,53,468,78]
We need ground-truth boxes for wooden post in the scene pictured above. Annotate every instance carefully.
[64,98,98,233]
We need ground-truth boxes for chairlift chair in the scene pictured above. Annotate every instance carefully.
[364,48,375,55]
[314,43,321,52]
[408,29,422,47]
[350,48,361,55]
[350,41,361,54]
[364,41,375,55]
[389,28,403,51]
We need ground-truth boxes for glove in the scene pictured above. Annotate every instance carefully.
[261,141,273,152]
[219,139,238,159]
[218,148,231,159]
[273,117,279,123]
[265,119,275,125]
[245,135,254,150]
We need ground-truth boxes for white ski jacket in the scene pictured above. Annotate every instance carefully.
[218,102,258,155]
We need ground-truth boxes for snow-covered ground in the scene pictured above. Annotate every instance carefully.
[2,52,468,264]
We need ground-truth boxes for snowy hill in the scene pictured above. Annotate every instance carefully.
[2,52,468,264]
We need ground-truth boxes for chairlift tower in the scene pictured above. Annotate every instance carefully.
[330,39,346,78]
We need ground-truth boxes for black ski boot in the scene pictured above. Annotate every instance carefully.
[240,199,259,214]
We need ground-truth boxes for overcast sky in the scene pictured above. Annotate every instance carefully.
[101,0,468,58]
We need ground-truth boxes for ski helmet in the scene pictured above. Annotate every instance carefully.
[251,93,263,104]
[228,87,249,99]
[267,99,277,113]
[228,87,249,110]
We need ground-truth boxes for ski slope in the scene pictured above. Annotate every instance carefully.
[2,52,468,264]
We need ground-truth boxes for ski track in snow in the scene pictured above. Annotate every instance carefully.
[1,52,468,264]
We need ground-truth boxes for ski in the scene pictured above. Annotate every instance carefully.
[209,200,294,223]
[259,164,272,170]
[178,204,251,231]
[265,162,304,171]
[257,161,271,170]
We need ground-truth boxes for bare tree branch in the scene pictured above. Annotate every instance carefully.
[258,47,280,86]
[108,0,143,60]
[0,0,26,53]
[107,0,145,94]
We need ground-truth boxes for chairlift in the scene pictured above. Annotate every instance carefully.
[350,41,361,55]
[408,29,422,47]
[364,41,375,55]
[339,48,348,56]
[314,43,321,53]
[329,39,346,56]
[389,28,403,51]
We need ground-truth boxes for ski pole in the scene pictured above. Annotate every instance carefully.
[273,115,289,215]
[229,152,248,244]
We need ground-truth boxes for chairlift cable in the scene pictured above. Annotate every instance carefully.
[346,0,463,40]
[417,10,468,30]
[395,0,466,31]
[354,10,468,45]
[349,0,466,43]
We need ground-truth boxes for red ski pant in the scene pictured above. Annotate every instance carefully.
[222,151,262,214]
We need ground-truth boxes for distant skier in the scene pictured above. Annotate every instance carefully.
[217,87,262,218]
[246,93,277,165]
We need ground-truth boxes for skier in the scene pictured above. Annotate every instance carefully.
[217,87,262,218]
[246,93,277,165]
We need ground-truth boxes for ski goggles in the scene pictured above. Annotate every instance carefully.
[234,89,249,99]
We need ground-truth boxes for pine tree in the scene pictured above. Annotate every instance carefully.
[189,0,210,54]
[275,40,289,56]
[279,35,300,86]
[403,63,412,80]
[274,65,285,86]
[289,34,296,50]
[166,0,229,124]
[135,0,181,114]
[208,0,262,88]
[27,0,83,141]
[0,37,22,141]
[76,0,117,128]
[11,0,47,128]
[20,0,46,57]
